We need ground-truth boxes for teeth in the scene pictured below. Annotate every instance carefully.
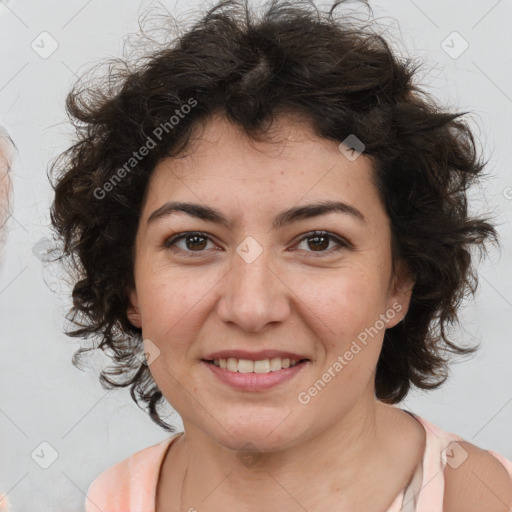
[227,357,238,372]
[254,360,270,373]
[237,358,254,373]
[212,357,302,373]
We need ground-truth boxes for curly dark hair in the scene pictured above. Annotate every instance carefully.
[49,0,498,432]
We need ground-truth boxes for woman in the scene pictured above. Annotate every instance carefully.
[50,1,512,510]
[0,125,14,511]
[0,125,13,251]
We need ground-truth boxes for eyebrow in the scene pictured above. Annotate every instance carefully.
[147,200,366,229]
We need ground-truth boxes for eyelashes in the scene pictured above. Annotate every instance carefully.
[163,230,351,257]
[163,231,216,255]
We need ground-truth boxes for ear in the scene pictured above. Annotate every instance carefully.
[385,259,415,329]
[126,287,142,328]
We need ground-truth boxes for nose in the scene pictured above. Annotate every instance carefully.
[216,243,290,333]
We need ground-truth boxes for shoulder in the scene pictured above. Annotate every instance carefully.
[85,437,175,512]
[443,440,512,512]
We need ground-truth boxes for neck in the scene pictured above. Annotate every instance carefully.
[161,396,394,512]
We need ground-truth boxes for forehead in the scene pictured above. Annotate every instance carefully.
[139,112,390,238]
[150,113,376,193]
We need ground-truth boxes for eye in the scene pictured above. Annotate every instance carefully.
[294,231,351,256]
[163,231,217,256]
[163,230,351,257]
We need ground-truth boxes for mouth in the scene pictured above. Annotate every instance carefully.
[202,357,310,391]
[202,357,310,374]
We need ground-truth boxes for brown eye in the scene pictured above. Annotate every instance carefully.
[163,230,350,258]
[295,231,350,256]
[306,234,330,251]
[164,231,215,255]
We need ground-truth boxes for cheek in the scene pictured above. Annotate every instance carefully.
[136,267,211,349]
[138,274,200,395]
[291,266,387,340]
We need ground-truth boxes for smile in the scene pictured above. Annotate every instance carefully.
[206,357,306,373]
[202,358,310,391]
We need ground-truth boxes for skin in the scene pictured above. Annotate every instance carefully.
[0,135,12,237]
[127,112,427,511]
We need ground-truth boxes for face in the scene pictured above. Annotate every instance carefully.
[128,113,414,451]
[0,137,12,232]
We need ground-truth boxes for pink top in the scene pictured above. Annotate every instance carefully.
[85,410,512,512]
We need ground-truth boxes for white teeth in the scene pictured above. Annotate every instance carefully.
[269,357,282,371]
[211,357,302,373]
[238,359,254,373]
[254,360,270,373]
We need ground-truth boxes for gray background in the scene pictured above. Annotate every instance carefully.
[1,0,511,510]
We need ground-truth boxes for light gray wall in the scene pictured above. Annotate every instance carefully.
[0,0,511,510]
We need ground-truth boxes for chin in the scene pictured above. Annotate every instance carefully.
[205,415,303,453]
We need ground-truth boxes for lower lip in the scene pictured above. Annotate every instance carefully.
[202,360,309,391]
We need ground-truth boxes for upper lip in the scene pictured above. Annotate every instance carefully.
[202,350,310,361]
